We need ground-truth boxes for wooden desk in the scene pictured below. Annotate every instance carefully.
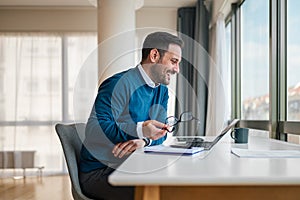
[109,134,300,200]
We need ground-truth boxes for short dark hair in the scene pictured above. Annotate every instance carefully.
[141,32,184,61]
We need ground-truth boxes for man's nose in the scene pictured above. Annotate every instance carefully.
[173,64,180,74]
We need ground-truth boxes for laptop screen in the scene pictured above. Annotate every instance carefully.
[211,119,240,144]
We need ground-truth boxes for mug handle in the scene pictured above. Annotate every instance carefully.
[231,130,237,141]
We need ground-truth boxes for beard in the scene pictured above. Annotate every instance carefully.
[150,63,173,85]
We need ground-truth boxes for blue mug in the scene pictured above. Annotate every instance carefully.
[231,128,249,143]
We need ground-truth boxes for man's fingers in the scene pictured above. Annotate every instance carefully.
[112,143,121,154]
[113,146,123,157]
[143,120,168,140]
[113,141,137,158]
[150,120,166,129]
[151,129,167,140]
[113,142,128,156]
[118,143,136,158]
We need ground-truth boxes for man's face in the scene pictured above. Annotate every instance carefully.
[150,44,182,85]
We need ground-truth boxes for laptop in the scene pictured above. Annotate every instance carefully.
[170,119,239,150]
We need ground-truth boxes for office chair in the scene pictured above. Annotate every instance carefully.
[55,123,93,200]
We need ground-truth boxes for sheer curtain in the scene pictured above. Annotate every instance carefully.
[206,13,229,136]
[0,32,96,176]
[0,33,62,176]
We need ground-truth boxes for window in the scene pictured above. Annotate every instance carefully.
[240,0,269,120]
[65,34,97,120]
[229,0,300,141]
[225,21,232,121]
[0,32,97,174]
[287,0,300,121]
[0,35,62,121]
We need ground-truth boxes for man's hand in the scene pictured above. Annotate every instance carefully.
[142,120,168,140]
[112,139,145,158]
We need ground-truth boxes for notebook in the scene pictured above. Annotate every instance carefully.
[144,145,204,155]
[170,119,240,150]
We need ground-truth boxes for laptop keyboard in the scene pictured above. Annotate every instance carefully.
[170,141,212,149]
[187,141,212,149]
[176,137,204,143]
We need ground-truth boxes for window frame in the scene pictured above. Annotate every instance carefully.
[228,0,300,140]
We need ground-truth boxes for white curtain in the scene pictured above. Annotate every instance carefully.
[0,33,63,176]
[205,13,229,136]
[0,32,96,176]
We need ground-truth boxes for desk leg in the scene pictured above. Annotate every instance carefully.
[135,186,160,200]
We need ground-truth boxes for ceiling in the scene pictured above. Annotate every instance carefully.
[0,0,198,8]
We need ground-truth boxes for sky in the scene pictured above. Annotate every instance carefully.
[239,0,300,100]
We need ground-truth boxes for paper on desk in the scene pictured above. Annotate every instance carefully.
[231,148,300,158]
[144,145,204,155]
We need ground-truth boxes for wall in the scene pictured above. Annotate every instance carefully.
[0,7,97,32]
[136,7,177,30]
[136,6,179,111]
[0,1,243,32]
[0,6,179,32]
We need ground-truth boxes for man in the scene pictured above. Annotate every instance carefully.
[79,32,183,200]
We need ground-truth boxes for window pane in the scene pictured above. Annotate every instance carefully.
[0,125,64,173]
[0,32,97,175]
[287,0,300,121]
[225,22,232,120]
[0,34,62,121]
[66,34,97,121]
[240,0,269,120]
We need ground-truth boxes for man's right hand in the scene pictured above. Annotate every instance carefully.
[142,120,168,140]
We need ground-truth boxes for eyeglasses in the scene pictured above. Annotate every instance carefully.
[163,111,200,133]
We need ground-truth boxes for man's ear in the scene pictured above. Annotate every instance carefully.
[149,49,160,63]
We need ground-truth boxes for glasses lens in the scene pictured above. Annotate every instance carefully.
[166,116,178,127]
[180,112,193,122]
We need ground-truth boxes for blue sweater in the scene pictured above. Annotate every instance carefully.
[80,66,168,172]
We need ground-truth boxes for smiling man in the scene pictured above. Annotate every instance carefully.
[79,32,183,200]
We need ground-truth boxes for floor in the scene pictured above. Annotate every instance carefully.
[0,175,73,200]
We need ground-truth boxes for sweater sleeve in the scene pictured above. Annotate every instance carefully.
[93,71,170,145]
[94,75,138,144]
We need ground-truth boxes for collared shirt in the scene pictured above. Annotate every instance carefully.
[137,64,160,88]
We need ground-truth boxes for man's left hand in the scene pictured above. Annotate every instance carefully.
[112,139,145,158]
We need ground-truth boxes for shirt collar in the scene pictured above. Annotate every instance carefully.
[138,64,160,88]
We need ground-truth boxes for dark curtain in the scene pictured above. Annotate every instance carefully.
[175,0,209,136]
